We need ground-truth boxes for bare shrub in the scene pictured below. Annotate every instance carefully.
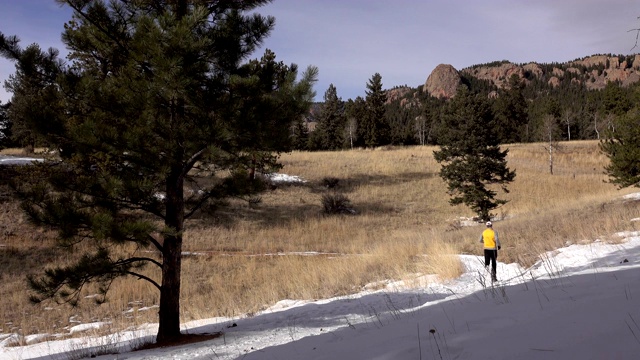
[321,193,355,215]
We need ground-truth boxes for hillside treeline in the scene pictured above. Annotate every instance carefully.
[0,62,637,152]
[297,69,637,151]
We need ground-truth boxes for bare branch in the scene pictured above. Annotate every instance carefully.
[628,17,640,51]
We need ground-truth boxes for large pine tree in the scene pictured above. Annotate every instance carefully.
[1,41,63,152]
[363,73,389,147]
[312,83,345,150]
[433,87,516,221]
[0,0,317,343]
[493,74,528,144]
[600,107,640,188]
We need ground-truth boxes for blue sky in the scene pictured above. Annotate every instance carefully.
[1,0,638,103]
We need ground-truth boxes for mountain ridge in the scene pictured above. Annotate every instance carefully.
[421,53,640,99]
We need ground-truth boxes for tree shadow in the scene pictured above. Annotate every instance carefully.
[308,171,437,194]
[187,170,437,229]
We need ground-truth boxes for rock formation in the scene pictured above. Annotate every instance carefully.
[422,54,640,98]
[423,64,462,99]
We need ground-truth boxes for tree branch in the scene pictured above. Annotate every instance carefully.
[124,271,161,290]
[147,234,163,252]
[114,256,162,270]
[628,22,640,51]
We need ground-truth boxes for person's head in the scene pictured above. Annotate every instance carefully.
[486,221,492,227]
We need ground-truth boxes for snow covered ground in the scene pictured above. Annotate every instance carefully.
[0,156,44,166]
[2,198,640,359]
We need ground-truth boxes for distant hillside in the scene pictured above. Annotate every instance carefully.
[305,54,640,149]
[422,54,640,99]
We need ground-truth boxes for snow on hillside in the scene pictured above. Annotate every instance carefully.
[2,197,640,360]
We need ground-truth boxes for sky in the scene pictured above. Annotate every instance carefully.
[0,0,639,103]
[1,191,640,359]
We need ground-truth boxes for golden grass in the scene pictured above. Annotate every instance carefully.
[1,140,639,339]
[0,147,48,156]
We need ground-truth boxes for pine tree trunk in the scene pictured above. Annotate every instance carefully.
[157,167,184,343]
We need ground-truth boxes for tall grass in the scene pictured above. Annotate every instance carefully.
[1,140,639,339]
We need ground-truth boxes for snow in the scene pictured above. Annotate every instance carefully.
[0,156,44,165]
[623,193,640,201]
[266,173,306,184]
[68,323,111,335]
[3,195,640,359]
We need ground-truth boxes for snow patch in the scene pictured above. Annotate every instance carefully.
[69,322,110,334]
[622,192,640,200]
[266,173,306,184]
[0,157,44,165]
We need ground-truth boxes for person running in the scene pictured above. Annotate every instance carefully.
[480,221,501,282]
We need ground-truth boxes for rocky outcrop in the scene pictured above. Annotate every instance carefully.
[463,62,524,88]
[386,87,412,103]
[421,54,640,98]
[385,86,420,107]
[572,55,609,68]
[567,55,640,90]
[552,68,564,77]
[423,64,462,99]
[523,63,543,78]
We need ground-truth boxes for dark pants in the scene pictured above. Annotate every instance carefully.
[484,249,498,280]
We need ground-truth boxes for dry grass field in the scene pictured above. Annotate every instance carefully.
[1,140,639,341]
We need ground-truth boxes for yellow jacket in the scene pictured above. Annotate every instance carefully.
[480,228,500,250]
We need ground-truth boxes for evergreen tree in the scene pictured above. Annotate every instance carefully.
[0,0,317,343]
[291,117,309,150]
[419,95,445,145]
[312,84,345,150]
[0,101,14,149]
[364,73,389,147]
[387,106,416,145]
[2,43,63,152]
[433,87,516,221]
[600,108,640,188]
[602,81,631,117]
[493,74,528,143]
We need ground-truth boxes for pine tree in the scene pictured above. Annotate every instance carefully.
[0,0,317,343]
[0,101,14,149]
[312,84,345,150]
[433,87,516,221]
[600,108,640,188]
[291,117,310,150]
[602,82,631,117]
[493,74,528,144]
[364,73,389,147]
[1,42,64,152]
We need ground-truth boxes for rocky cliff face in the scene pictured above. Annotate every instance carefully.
[423,64,462,99]
[464,62,524,89]
[423,54,640,98]
[569,54,640,89]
